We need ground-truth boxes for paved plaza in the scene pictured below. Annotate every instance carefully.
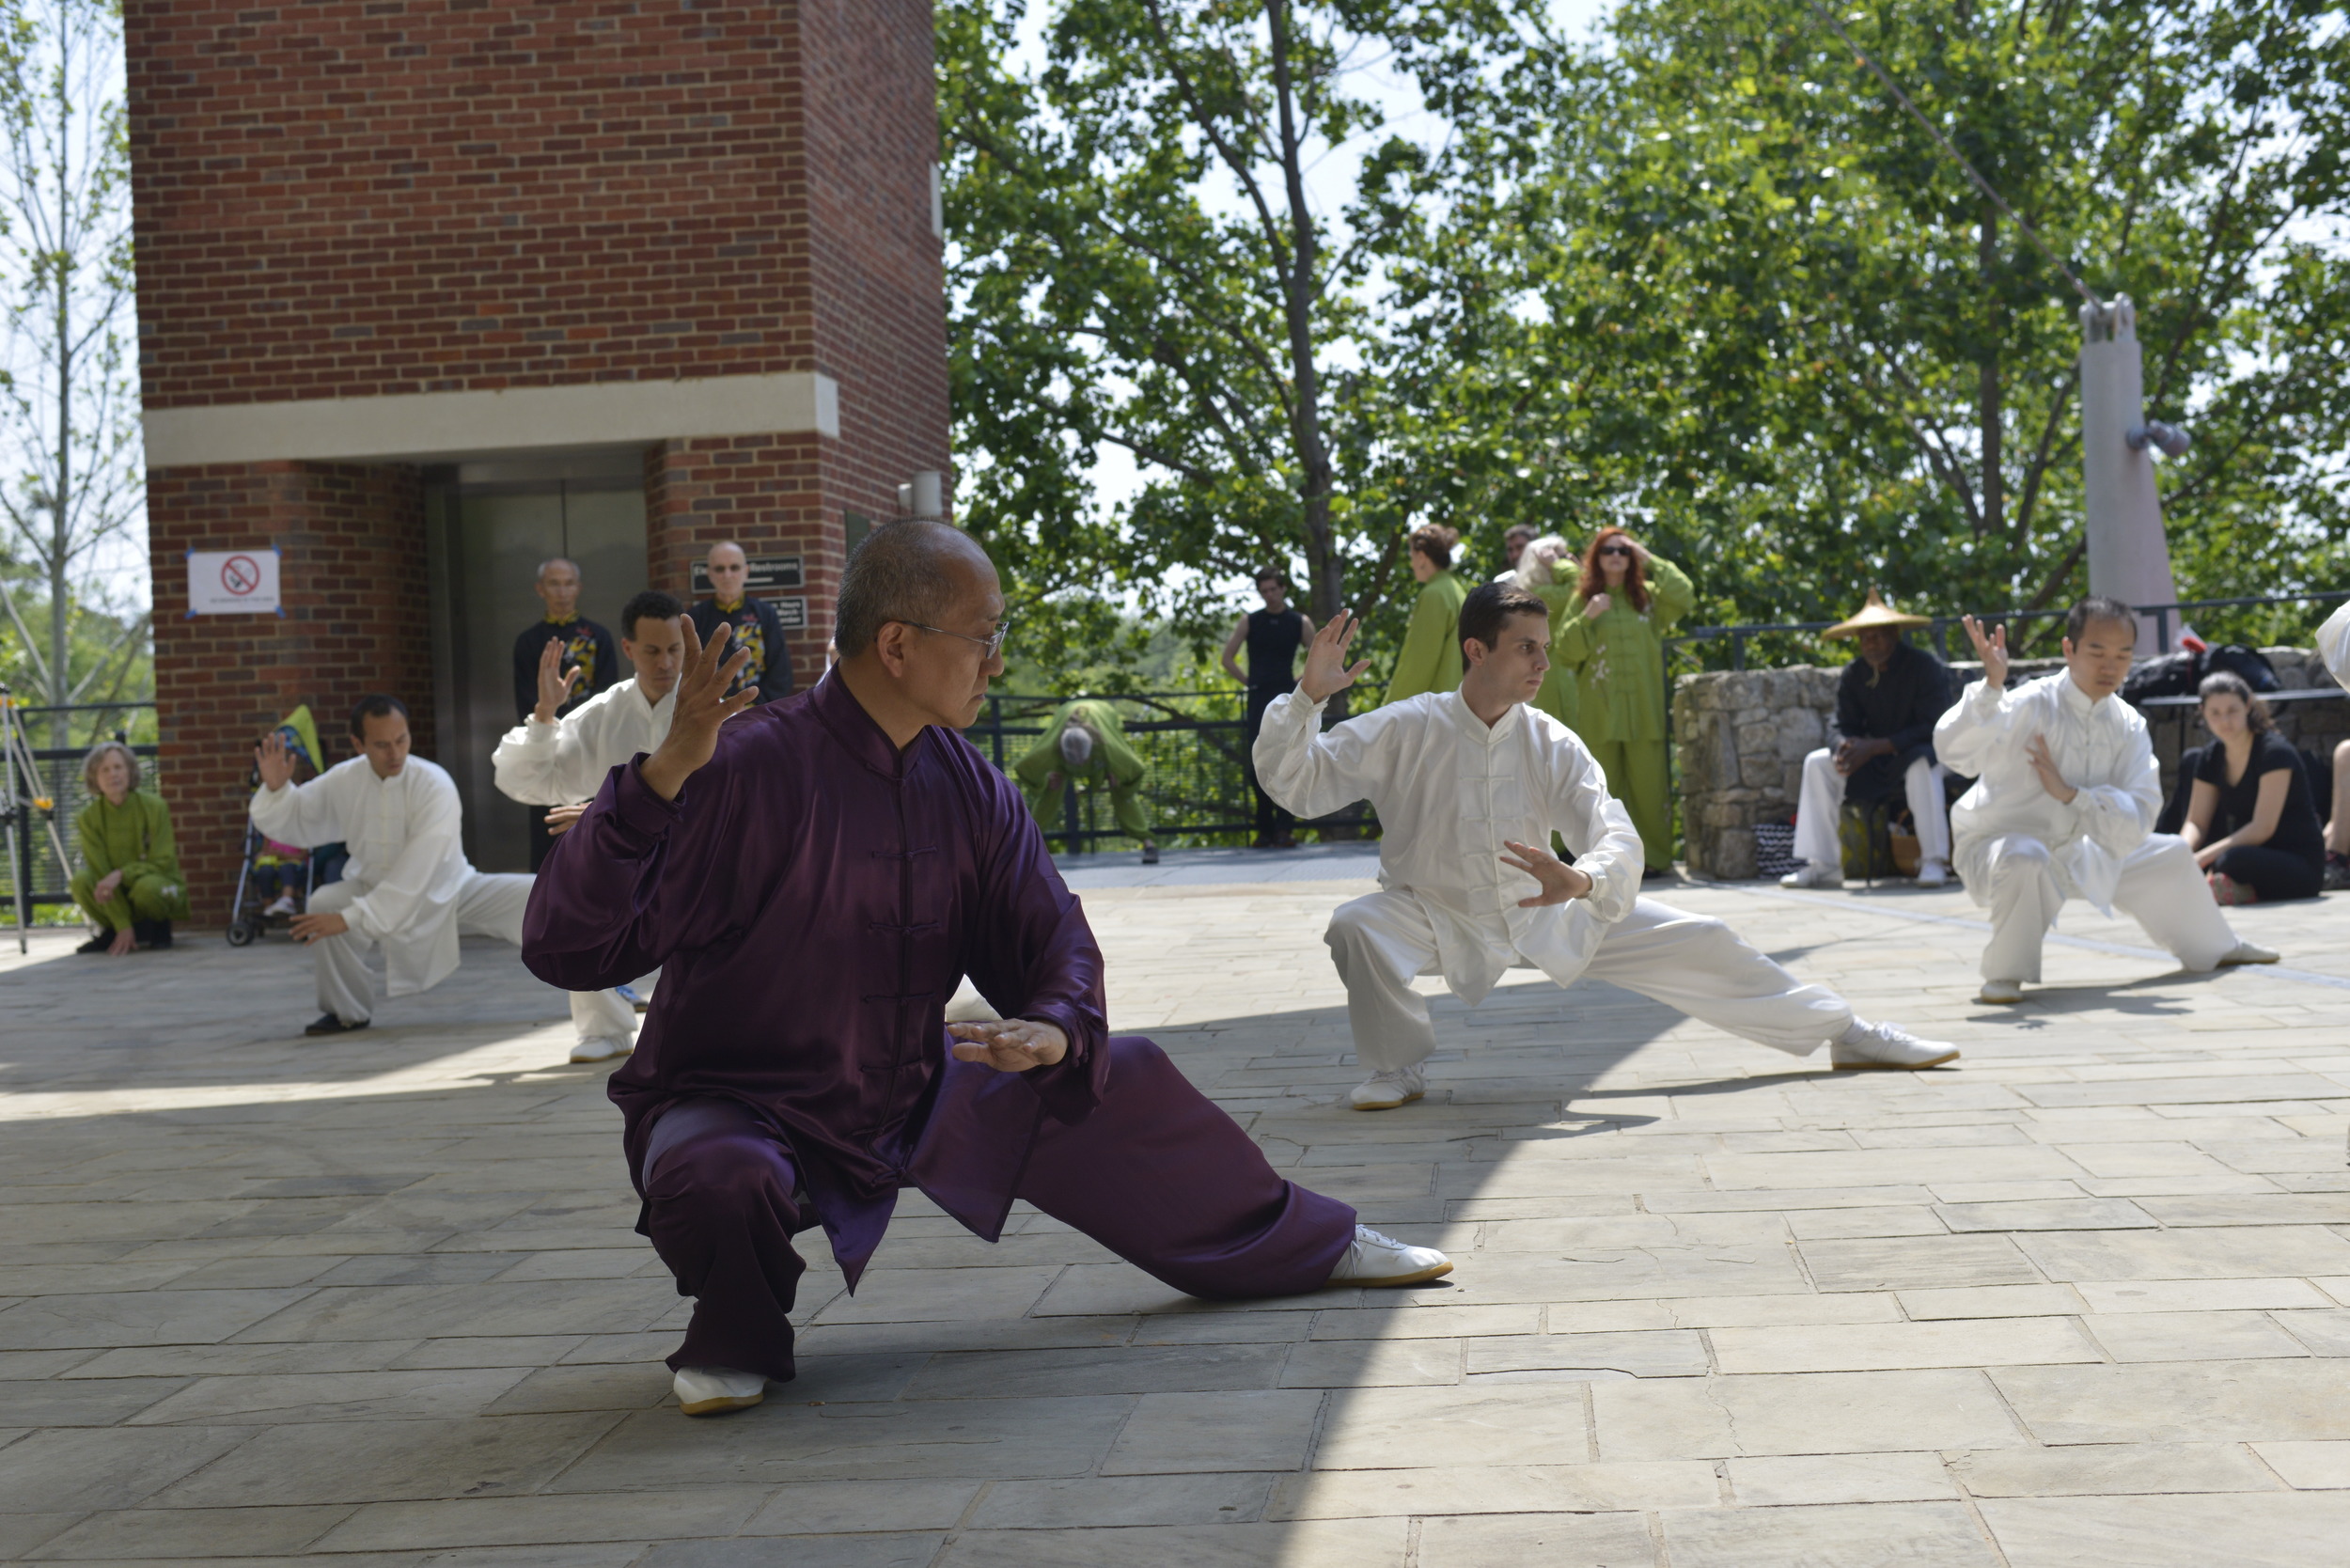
[4,849,2349,1565]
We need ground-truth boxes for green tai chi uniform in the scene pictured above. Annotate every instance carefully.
[1014,699,1152,844]
[70,790,192,931]
[1384,570,1469,706]
[1527,582,1583,733]
[1554,555,1696,870]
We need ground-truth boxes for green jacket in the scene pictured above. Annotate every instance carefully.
[1554,555,1697,744]
[1528,582,1582,731]
[1385,570,1469,706]
[75,790,192,917]
[1013,699,1146,792]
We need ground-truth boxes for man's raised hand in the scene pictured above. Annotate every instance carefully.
[1499,838,1595,907]
[533,636,585,724]
[947,1017,1070,1073]
[637,619,757,801]
[255,730,295,792]
[1298,610,1373,703]
[1962,615,2009,689]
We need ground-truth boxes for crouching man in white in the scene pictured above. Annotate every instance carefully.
[253,694,633,1052]
[1256,584,1958,1111]
[493,590,692,1062]
[1939,601,2277,1006]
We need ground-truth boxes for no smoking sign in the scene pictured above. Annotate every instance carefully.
[187,548,282,616]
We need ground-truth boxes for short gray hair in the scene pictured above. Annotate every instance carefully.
[834,520,988,657]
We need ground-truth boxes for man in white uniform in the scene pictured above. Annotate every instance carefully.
[494,590,688,1057]
[1938,599,2277,1005]
[254,695,636,1055]
[1256,583,1958,1110]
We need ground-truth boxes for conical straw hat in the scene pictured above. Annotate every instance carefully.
[1825,588,1930,639]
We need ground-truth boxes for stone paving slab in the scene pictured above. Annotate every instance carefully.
[3,862,2349,1562]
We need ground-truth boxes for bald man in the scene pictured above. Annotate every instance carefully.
[687,541,792,707]
[525,521,1444,1419]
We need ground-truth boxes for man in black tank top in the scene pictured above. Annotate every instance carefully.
[1222,570,1314,847]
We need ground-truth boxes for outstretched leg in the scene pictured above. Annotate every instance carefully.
[1581,898,1854,1056]
[2113,834,2242,969]
[1015,1037,1357,1298]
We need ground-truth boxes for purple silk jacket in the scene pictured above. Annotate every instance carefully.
[521,673,1110,1285]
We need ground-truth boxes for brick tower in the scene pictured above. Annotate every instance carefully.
[126,2,951,904]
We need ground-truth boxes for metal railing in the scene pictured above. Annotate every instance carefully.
[0,700,161,911]
[970,691,1375,855]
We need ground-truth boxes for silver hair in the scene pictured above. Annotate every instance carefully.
[535,557,581,582]
[833,520,990,657]
[1512,534,1572,589]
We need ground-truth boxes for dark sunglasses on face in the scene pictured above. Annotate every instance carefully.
[1598,544,1633,557]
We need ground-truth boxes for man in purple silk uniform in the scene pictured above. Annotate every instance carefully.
[524,522,1452,1417]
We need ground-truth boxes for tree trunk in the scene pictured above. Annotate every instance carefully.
[1263,0,1339,629]
[1978,207,2003,539]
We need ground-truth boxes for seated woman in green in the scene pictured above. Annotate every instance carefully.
[1383,524,1469,705]
[70,741,190,955]
[1013,698,1161,864]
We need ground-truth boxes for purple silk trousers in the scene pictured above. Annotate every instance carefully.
[638,1036,1358,1380]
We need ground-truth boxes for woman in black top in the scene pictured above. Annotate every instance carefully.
[2182,671,2326,903]
[1222,569,1314,848]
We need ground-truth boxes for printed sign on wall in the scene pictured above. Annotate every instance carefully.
[689,555,804,596]
[187,549,283,616]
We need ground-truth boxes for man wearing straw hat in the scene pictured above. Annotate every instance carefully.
[1780,590,1959,890]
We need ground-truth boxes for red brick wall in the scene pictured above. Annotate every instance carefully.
[150,464,431,917]
[123,2,815,406]
[645,435,831,692]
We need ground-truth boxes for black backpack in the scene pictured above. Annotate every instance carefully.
[2121,651,2199,703]
[2201,644,2280,692]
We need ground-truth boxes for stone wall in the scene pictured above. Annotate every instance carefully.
[1675,650,2346,881]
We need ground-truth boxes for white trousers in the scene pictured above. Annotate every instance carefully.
[1958,832,2238,983]
[1794,748,1951,869]
[306,875,635,1046]
[1324,889,1856,1072]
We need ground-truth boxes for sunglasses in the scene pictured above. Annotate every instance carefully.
[1597,544,1634,557]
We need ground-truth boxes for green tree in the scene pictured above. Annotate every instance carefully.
[0,0,147,734]
[940,0,1556,679]
[1381,0,2350,648]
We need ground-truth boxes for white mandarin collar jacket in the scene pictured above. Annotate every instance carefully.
[1254,688,1643,1005]
[491,677,677,808]
[247,755,474,996]
[1935,670,2159,913]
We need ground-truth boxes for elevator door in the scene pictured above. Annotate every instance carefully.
[437,478,649,872]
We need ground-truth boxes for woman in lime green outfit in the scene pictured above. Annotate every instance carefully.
[1512,533,1583,733]
[1384,524,1469,706]
[70,741,190,955]
[1553,528,1696,872]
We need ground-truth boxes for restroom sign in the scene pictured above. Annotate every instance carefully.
[187,548,283,615]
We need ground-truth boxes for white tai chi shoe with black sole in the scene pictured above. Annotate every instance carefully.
[674,1365,766,1416]
[1327,1224,1453,1287]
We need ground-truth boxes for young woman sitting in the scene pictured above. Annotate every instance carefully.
[2180,671,2326,904]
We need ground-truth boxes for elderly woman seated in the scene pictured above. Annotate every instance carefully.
[70,741,190,954]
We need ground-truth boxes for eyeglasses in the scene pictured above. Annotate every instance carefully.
[1597,544,1634,557]
[908,620,1011,658]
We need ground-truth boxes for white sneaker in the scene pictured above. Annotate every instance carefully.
[569,1036,630,1064]
[673,1364,765,1416]
[261,894,298,917]
[2217,941,2280,967]
[1327,1224,1453,1288]
[1779,862,1842,889]
[1916,859,1950,888]
[1978,979,2025,1005]
[1829,1018,1960,1070]
[1347,1066,1425,1111]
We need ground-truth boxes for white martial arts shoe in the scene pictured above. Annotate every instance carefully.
[1327,1224,1453,1288]
[1916,859,1950,888]
[1828,1018,1960,1070]
[674,1364,766,1416]
[1779,862,1842,889]
[1978,979,2026,1005]
[569,1037,633,1064]
[2217,941,2280,966]
[1347,1066,1425,1111]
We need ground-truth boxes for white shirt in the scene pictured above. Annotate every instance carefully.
[491,677,676,807]
[1254,688,1643,1004]
[248,755,476,996]
[2318,601,2350,689]
[1935,670,2159,912]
